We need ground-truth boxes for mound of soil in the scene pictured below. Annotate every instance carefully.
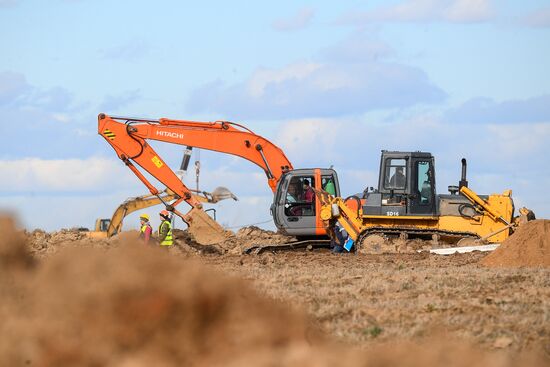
[481,220,550,268]
[0,216,34,270]
[228,226,293,254]
[0,216,545,366]
[25,228,141,257]
[1,226,317,366]
[173,226,293,255]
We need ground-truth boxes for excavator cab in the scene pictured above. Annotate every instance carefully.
[272,168,340,237]
[363,151,436,217]
[95,218,111,232]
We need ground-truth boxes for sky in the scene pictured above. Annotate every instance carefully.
[0,0,549,232]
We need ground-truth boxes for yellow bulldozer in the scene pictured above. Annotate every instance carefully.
[317,151,535,253]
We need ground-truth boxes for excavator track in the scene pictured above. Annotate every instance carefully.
[244,240,332,255]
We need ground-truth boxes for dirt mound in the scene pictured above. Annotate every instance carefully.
[26,228,112,257]
[481,220,550,268]
[221,226,293,255]
[0,216,35,271]
[0,217,545,366]
[173,226,293,255]
[1,237,317,366]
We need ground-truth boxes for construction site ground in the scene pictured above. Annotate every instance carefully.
[2,217,549,365]
[205,251,549,353]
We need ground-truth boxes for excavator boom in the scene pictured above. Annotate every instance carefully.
[97,113,294,244]
[98,114,292,195]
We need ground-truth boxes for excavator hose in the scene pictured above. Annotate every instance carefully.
[125,121,145,159]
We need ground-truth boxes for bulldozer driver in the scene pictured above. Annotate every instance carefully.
[139,213,153,245]
[158,210,174,246]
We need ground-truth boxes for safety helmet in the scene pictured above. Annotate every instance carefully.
[139,213,150,221]
[159,210,170,218]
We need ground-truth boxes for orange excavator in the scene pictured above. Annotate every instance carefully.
[97,113,340,246]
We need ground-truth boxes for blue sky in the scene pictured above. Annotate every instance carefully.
[1,0,549,231]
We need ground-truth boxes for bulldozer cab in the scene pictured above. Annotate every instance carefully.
[365,151,436,216]
[272,168,340,237]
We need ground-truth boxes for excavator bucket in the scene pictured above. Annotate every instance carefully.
[210,186,238,203]
[184,207,228,245]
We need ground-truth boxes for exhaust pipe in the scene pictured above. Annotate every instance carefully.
[459,158,468,189]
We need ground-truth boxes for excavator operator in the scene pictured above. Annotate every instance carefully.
[158,210,174,247]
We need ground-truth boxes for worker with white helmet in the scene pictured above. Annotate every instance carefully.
[139,213,153,245]
[158,210,174,246]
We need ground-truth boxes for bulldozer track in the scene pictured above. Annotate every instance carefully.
[358,226,479,240]
[356,226,479,251]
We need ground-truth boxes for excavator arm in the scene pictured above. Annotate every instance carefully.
[98,113,292,197]
[98,113,293,244]
[105,190,179,237]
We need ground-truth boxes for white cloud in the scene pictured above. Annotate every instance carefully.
[187,59,445,119]
[99,89,141,113]
[248,63,321,98]
[0,71,97,159]
[0,156,276,232]
[520,6,550,28]
[445,94,550,124]
[272,7,315,32]
[0,0,18,8]
[275,118,344,165]
[339,0,494,24]
[272,115,550,218]
[445,0,494,22]
[1,193,139,232]
[320,31,393,63]
[0,71,31,105]
[99,39,151,62]
[52,113,71,123]
[187,33,446,120]
[0,157,138,192]
[483,122,550,159]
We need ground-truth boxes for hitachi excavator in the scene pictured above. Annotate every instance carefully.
[98,113,532,251]
[98,113,339,246]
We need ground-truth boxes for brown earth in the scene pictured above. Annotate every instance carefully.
[481,220,550,268]
[1,216,549,365]
[205,251,550,358]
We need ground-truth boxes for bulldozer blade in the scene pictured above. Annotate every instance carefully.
[210,186,238,203]
[184,207,228,245]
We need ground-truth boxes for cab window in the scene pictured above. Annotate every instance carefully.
[384,159,407,189]
[417,161,433,204]
[321,175,336,195]
[284,176,315,216]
